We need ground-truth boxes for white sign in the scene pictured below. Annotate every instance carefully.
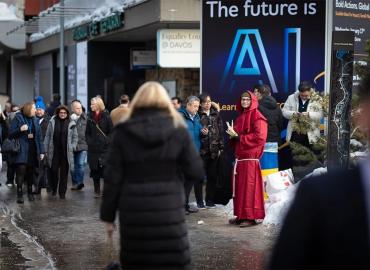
[76,41,88,110]
[157,29,200,68]
[131,50,157,69]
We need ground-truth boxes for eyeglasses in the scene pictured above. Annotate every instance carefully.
[59,112,67,115]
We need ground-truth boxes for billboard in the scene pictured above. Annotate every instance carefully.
[202,0,327,113]
[333,0,370,89]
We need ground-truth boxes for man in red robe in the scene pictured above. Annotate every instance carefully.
[227,91,268,227]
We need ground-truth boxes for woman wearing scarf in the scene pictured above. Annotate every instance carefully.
[227,91,268,227]
[9,102,45,204]
[44,105,78,199]
[86,97,113,198]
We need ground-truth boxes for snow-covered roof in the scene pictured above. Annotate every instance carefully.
[0,2,21,21]
[29,0,147,43]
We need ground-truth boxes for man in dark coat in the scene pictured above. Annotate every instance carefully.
[34,96,51,193]
[254,84,283,144]
[46,93,61,116]
[269,66,370,269]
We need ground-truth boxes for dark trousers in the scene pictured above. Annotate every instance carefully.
[185,179,204,207]
[16,164,35,196]
[203,155,218,204]
[51,156,69,196]
[6,161,16,184]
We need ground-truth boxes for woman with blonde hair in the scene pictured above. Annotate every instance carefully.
[86,96,113,198]
[101,81,204,269]
[9,102,45,203]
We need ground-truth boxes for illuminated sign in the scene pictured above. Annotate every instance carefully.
[73,13,124,42]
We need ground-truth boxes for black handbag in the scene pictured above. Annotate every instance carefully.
[2,138,21,153]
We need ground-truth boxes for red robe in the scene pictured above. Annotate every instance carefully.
[231,91,268,220]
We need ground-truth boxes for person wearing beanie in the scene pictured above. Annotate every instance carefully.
[35,96,51,194]
[35,96,46,112]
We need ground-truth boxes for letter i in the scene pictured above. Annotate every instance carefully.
[304,3,308,15]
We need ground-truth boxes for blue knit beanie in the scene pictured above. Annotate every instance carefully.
[35,96,46,110]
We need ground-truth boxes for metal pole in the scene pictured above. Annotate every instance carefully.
[59,0,65,104]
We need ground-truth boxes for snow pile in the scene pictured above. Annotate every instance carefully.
[351,139,364,148]
[263,184,299,226]
[0,3,20,21]
[302,167,327,180]
[29,0,148,42]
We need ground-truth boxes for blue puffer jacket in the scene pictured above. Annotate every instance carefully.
[9,112,44,164]
[179,107,202,151]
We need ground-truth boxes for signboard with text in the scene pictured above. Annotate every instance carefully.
[333,0,370,89]
[157,29,200,68]
[202,0,327,116]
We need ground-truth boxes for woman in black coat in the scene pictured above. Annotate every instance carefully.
[86,97,113,197]
[198,93,224,208]
[100,82,204,269]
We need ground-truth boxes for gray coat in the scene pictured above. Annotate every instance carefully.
[44,116,78,171]
[73,113,88,152]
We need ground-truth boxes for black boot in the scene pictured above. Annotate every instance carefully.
[17,185,24,204]
[27,185,34,201]
[93,179,101,198]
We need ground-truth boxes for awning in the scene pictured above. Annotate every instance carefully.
[0,20,25,51]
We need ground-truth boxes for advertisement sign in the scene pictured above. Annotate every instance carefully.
[333,0,370,89]
[327,31,354,170]
[202,0,327,114]
[76,41,88,110]
[157,29,200,68]
[131,50,157,70]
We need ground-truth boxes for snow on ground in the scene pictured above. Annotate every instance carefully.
[29,0,148,42]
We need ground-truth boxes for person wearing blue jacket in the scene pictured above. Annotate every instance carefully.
[179,96,206,212]
[9,102,45,204]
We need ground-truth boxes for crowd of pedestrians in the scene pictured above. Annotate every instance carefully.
[0,94,114,202]
[0,79,327,268]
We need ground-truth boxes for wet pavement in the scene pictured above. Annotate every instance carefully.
[0,168,276,270]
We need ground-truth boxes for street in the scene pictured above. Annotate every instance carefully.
[0,168,275,270]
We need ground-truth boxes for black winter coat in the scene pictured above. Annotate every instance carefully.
[269,167,370,269]
[100,109,204,269]
[199,106,224,159]
[39,115,50,141]
[86,111,113,171]
[258,96,283,144]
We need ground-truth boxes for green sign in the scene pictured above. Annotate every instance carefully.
[73,13,124,42]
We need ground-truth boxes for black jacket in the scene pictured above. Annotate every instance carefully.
[199,106,224,159]
[258,96,283,144]
[86,111,113,170]
[39,114,50,141]
[100,109,204,269]
[269,167,370,269]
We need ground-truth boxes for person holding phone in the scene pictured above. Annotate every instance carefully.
[282,81,323,148]
[198,93,224,208]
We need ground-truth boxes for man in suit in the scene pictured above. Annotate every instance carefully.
[269,66,370,269]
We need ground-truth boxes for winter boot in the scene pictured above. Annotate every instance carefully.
[27,185,35,201]
[93,179,101,198]
[16,185,24,204]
